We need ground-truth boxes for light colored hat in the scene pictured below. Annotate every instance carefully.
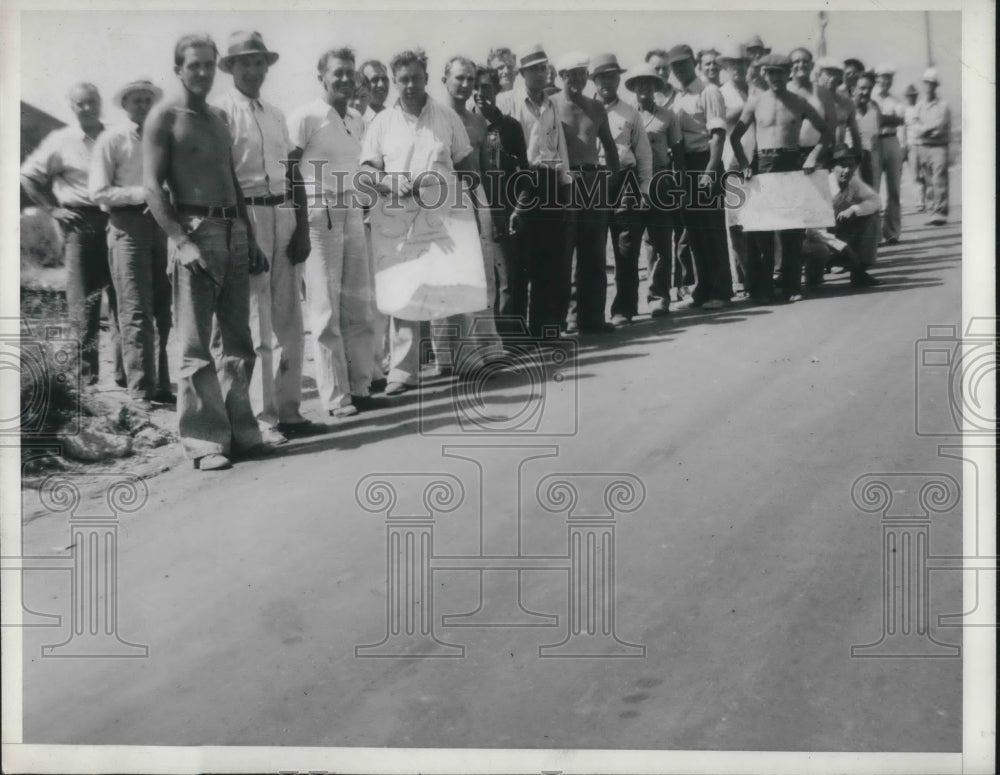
[624,62,664,91]
[719,42,751,63]
[113,79,163,107]
[517,43,549,70]
[218,31,279,73]
[556,51,589,74]
[590,52,626,77]
[816,56,844,73]
[922,67,940,83]
[874,63,896,76]
[744,34,771,54]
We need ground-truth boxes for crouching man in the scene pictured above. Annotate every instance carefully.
[821,145,883,288]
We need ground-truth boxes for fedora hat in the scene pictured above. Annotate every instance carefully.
[815,56,844,73]
[624,62,664,91]
[517,43,549,70]
[744,35,771,54]
[218,31,279,73]
[719,42,750,64]
[589,52,626,77]
[113,78,163,108]
[556,51,588,74]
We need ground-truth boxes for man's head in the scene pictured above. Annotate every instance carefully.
[516,43,550,94]
[443,56,477,104]
[488,47,517,91]
[317,47,356,105]
[720,43,750,86]
[473,66,501,113]
[360,60,390,109]
[218,31,278,98]
[625,63,664,112]
[758,54,791,93]
[645,48,671,90]
[590,53,624,103]
[390,48,429,104]
[843,58,864,91]
[831,145,858,188]
[744,34,771,63]
[667,44,697,87]
[874,64,895,95]
[854,72,874,107]
[904,83,919,104]
[815,57,843,89]
[698,48,721,84]
[544,63,559,93]
[114,80,162,126]
[350,71,371,114]
[173,34,219,99]
[922,68,939,100]
[67,82,101,129]
[556,52,590,96]
[789,47,813,86]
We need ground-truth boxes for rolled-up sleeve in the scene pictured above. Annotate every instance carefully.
[703,85,727,133]
[20,132,60,187]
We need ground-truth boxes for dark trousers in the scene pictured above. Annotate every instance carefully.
[747,149,806,297]
[62,208,122,383]
[492,226,528,341]
[564,168,609,329]
[682,152,732,304]
[518,171,569,338]
[672,229,694,290]
[610,179,677,317]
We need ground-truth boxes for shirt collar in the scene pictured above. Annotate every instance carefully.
[231,88,264,110]
[393,95,432,119]
[682,78,705,96]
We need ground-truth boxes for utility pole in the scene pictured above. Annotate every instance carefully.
[925,11,934,65]
[818,11,828,58]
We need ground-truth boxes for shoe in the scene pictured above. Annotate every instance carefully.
[352,395,387,411]
[330,404,359,418]
[276,419,325,436]
[884,237,900,245]
[610,314,631,327]
[579,321,617,334]
[232,442,278,460]
[702,299,727,310]
[152,390,176,405]
[193,453,232,471]
[261,427,289,445]
[927,217,947,226]
[369,378,388,394]
[777,292,803,303]
[649,301,670,318]
[384,381,412,396]
[849,271,883,288]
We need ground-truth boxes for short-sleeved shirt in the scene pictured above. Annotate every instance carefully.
[89,121,145,208]
[831,173,881,216]
[216,89,293,198]
[672,78,727,153]
[359,97,471,176]
[287,98,365,196]
[497,86,572,184]
[638,104,682,173]
[720,80,755,167]
[21,124,103,207]
[854,102,882,152]
[915,98,951,147]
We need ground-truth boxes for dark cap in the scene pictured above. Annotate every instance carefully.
[843,57,865,70]
[758,53,792,71]
[830,144,858,165]
[666,44,695,65]
[904,83,919,96]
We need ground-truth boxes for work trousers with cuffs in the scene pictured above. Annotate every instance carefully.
[245,203,305,428]
[564,168,610,329]
[681,152,732,304]
[874,135,903,240]
[107,209,170,399]
[746,150,807,297]
[172,216,261,460]
[62,209,123,384]
[918,145,949,218]
[836,212,881,269]
[304,199,375,411]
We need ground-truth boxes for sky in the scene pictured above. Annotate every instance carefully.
[18,8,961,125]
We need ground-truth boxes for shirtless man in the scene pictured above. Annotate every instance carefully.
[788,48,838,167]
[143,33,270,471]
[551,53,620,333]
[815,58,861,150]
[730,54,834,303]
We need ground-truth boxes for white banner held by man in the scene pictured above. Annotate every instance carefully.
[728,170,836,232]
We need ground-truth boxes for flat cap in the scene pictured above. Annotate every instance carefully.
[815,56,844,73]
[830,144,858,164]
[666,44,694,64]
[758,53,792,70]
[874,63,895,76]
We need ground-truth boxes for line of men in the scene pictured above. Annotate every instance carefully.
[20,31,951,472]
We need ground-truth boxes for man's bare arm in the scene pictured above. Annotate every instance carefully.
[800,97,834,170]
[142,105,188,244]
[730,98,756,171]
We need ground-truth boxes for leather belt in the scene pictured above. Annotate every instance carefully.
[570,164,606,172]
[244,194,285,207]
[65,205,104,214]
[176,203,239,219]
[112,204,148,213]
[757,148,799,155]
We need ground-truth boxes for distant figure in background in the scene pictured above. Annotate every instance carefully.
[815,59,861,151]
[359,59,390,122]
[21,82,124,387]
[350,71,372,116]
[544,63,561,96]
[914,68,950,226]
[871,64,906,244]
[841,58,865,98]
[89,79,172,407]
[901,83,926,212]
[488,47,518,93]
[697,48,721,87]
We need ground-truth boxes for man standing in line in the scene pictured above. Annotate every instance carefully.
[913,68,951,226]
[697,48,722,87]
[668,44,731,310]
[359,59,391,123]
[144,33,271,471]
[719,43,755,298]
[644,49,678,107]
[551,52,620,334]
[591,53,653,326]
[841,58,865,98]
[89,79,172,408]
[871,64,906,244]
[815,58,862,150]
[497,43,574,340]
[624,62,684,318]
[744,35,771,94]
[901,83,926,212]
[217,31,317,440]
[288,47,376,416]
[852,72,882,187]
[788,48,838,166]
[472,64,530,341]
[730,54,834,303]
[22,83,123,387]
[488,47,518,93]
